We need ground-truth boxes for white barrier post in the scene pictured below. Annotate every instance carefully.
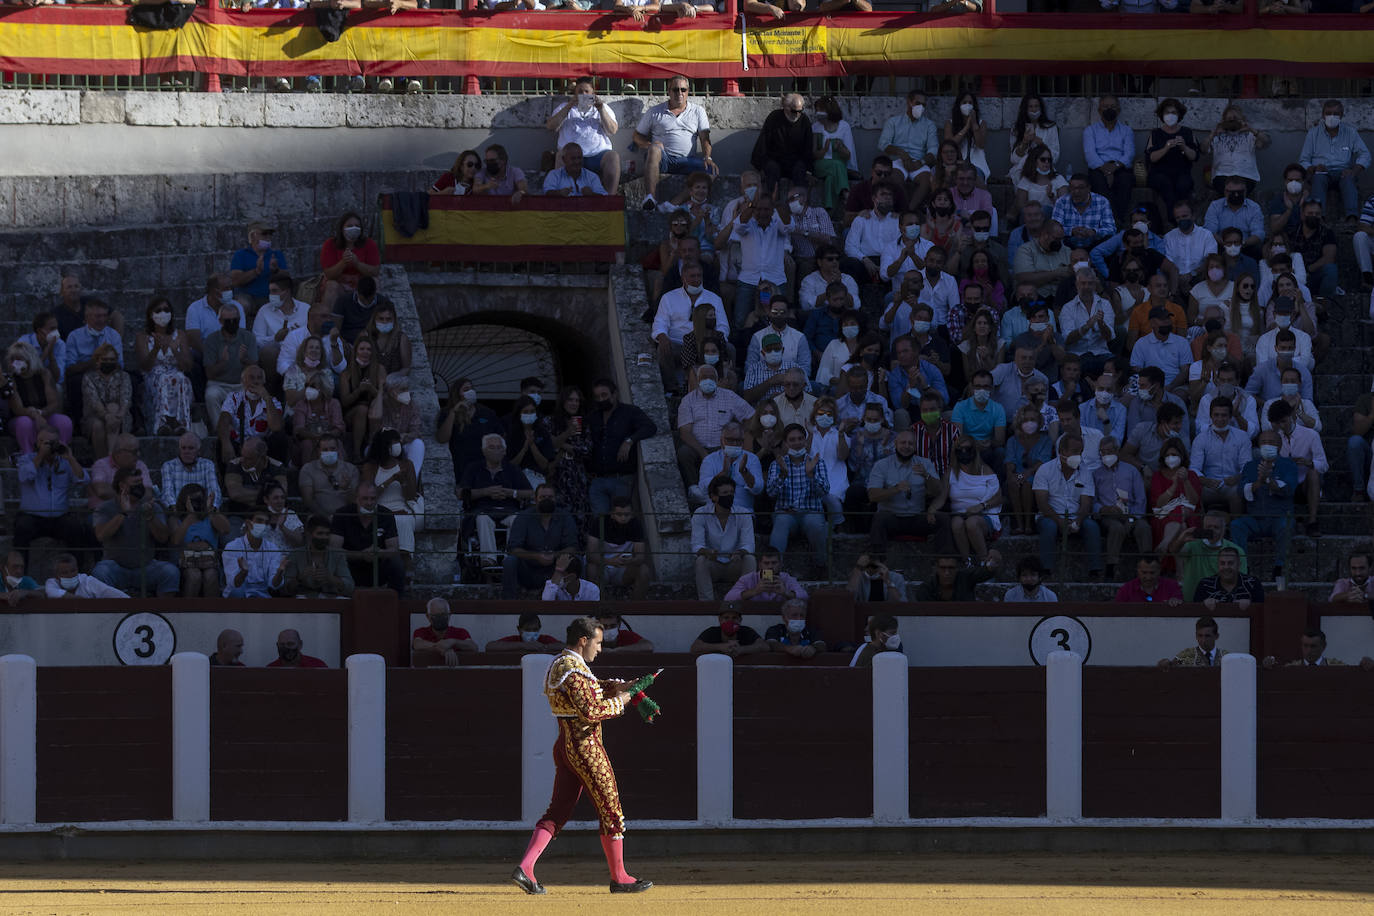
[1046,650,1082,820]
[696,653,733,825]
[1221,653,1257,821]
[170,652,210,822]
[521,653,557,825]
[346,654,386,823]
[0,655,35,825]
[871,652,909,823]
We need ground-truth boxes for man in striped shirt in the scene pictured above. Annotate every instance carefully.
[911,390,960,477]
[765,423,830,568]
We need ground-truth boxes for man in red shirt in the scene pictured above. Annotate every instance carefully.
[597,612,655,655]
[412,597,479,667]
[1114,556,1184,605]
[485,613,563,655]
[267,628,329,668]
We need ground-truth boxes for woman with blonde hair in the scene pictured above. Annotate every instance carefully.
[81,342,130,460]
[808,396,849,528]
[6,340,69,454]
[339,335,384,459]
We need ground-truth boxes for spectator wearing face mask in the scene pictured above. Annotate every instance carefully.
[842,184,902,288]
[597,612,654,655]
[228,221,289,313]
[487,613,564,654]
[694,421,764,510]
[252,272,309,372]
[222,506,288,598]
[267,629,329,669]
[952,370,1007,471]
[1126,367,1186,443]
[363,303,411,377]
[1032,433,1102,579]
[291,370,346,467]
[1299,100,1371,222]
[866,428,943,552]
[45,553,128,599]
[763,598,829,660]
[1204,178,1265,253]
[1195,362,1259,440]
[676,365,756,484]
[849,614,903,668]
[329,480,405,593]
[1091,436,1150,581]
[1168,508,1247,600]
[411,597,476,667]
[1255,298,1314,371]
[0,551,44,608]
[185,273,247,354]
[1267,399,1327,538]
[1260,366,1322,437]
[299,434,360,521]
[693,477,757,601]
[6,340,69,455]
[541,554,601,602]
[1083,95,1136,222]
[501,482,578,599]
[369,374,425,473]
[364,428,420,559]
[691,603,768,658]
[1229,427,1301,586]
[1245,331,1314,404]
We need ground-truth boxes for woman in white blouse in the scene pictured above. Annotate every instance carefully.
[811,95,859,210]
[945,434,1002,563]
[808,396,850,527]
[1203,103,1269,196]
[1013,143,1068,223]
[1008,94,1061,180]
[816,312,865,394]
[1188,253,1233,328]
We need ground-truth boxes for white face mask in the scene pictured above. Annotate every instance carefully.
[973,231,990,242]
[1029,322,1048,333]
[343,225,362,240]
[11,360,25,374]
[788,447,808,459]
[959,102,974,116]
[389,442,403,457]
[815,414,834,429]
[698,378,718,396]
[1259,444,1280,460]
[1063,454,1082,469]
[267,295,282,308]
[1164,454,1182,469]
[1072,260,1089,272]
[1224,244,1241,257]
[320,450,339,466]
[1285,180,1303,195]
[250,522,269,539]
[789,199,805,215]
[221,289,235,304]
[1270,245,1286,255]
[1094,390,1112,404]
[1207,268,1224,282]
[46,329,59,342]
[723,444,743,458]
[376,322,395,334]
[1324,114,1341,129]
[1027,108,1041,120]
[786,618,807,634]
[460,388,477,403]
[703,352,721,365]
[910,104,924,120]
[863,421,883,434]
[760,414,778,429]
[1132,221,1151,235]
[1210,346,1229,361]
[521,412,538,425]
[152,311,172,327]
[602,625,620,641]
[884,634,902,650]
[1275,316,1292,330]
[904,224,921,240]
[841,325,860,340]
[764,350,783,366]
[684,284,703,296]
[912,320,932,334]
[396,391,412,405]
[305,386,320,401]
[529,392,541,406]
[4,575,21,588]
[1102,453,1119,467]
[59,576,81,591]
[743,185,758,201]
[1162,113,1179,127]
[520,630,540,643]
[303,357,321,369]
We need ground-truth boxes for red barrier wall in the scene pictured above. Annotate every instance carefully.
[1258,669,1374,819]
[909,668,1045,817]
[209,668,348,821]
[36,667,172,822]
[1083,668,1221,818]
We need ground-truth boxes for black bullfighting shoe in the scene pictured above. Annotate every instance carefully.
[609,878,654,893]
[511,866,546,895]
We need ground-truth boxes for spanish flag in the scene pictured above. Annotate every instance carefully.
[379,194,626,264]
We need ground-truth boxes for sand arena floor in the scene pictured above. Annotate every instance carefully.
[0,853,1369,914]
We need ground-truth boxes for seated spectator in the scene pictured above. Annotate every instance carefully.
[185,274,244,354]
[223,436,289,518]
[1264,628,1374,670]
[846,404,895,512]
[676,365,753,484]
[340,337,386,460]
[766,423,830,569]
[20,312,67,389]
[1330,552,1373,607]
[364,428,420,559]
[208,630,244,667]
[337,276,390,349]
[843,183,901,289]
[45,553,128,599]
[1054,399,1103,473]
[914,551,1001,601]
[1116,555,1185,604]
[951,167,996,240]
[1013,221,1071,303]
[1204,178,1265,252]
[1053,173,1117,250]
[798,245,858,316]
[1093,436,1151,581]
[281,336,334,409]
[946,435,1004,563]
[1194,546,1265,607]
[268,629,328,669]
[958,307,1007,389]
[14,427,88,566]
[228,221,289,313]
[218,365,285,464]
[431,149,480,197]
[1164,200,1218,294]
[952,370,1007,472]
[865,428,943,552]
[1083,95,1135,221]
[694,421,764,510]
[849,614,903,668]
[541,554,600,602]
[803,282,856,361]
[542,141,611,198]
[63,299,123,425]
[362,304,411,379]
[1292,200,1338,300]
[763,598,829,659]
[253,273,310,372]
[1196,362,1259,441]
[1169,509,1247,601]
[750,92,811,198]
[135,297,193,436]
[367,374,425,473]
[846,554,908,603]
[260,482,303,551]
[412,598,477,667]
[502,482,578,599]
[682,302,734,392]
[990,345,1046,423]
[728,194,792,330]
[169,483,229,598]
[654,263,729,393]
[91,467,180,597]
[889,335,949,422]
[1130,307,1194,393]
[1255,299,1314,371]
[6,341,69,455]
[1003,556,1058,603]
[222,506,288,598]
[546,78,621,196]
[587,497,650,599]
[690,603,767,658]
[633,76,715,212]
[0,551,44,607]
[1299,100,1371,222]
[781,186,835,279]
[203,300,260,430]
[1125,275,1186,349]
[1157,615,1226,669]
[597,612,654,654]
[1033,433,1102,579]
[81,343,131,461]
[291,370,346,467]
[472,144,528,204]
[693,476,757,600]
[744,332,807,403]
[86,434,153,513]
[1129,367,1186,441]
[1190,397,1249,515]
[1014,143,1069,217]
[158,432,222,512]
[485,612,562,654]
[1230,427,1301,588]
[300,435,360,520]
[320,212,381,310]
[723,546,804,602]
[282,515,354,599]
[459,433,532,568]
[330,480,405,593]
[55,273,90,341]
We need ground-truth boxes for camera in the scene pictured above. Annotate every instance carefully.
[129,483,147,502]
[52,442,66,455]
[189,496,206,514]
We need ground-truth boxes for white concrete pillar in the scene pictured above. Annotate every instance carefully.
[0,655,36,825]
[1221,653,1257,821]
[346,654,386,823]
[871,652,909,823]
[1045,650,1082,820]
[696,653,733,825]
[521,653,557,825]
[170,652,209,822]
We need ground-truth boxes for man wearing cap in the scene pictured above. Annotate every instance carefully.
[1129,306,1194,392]
[228,221,289,315]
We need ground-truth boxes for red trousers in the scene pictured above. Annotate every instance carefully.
[536,718,626,839]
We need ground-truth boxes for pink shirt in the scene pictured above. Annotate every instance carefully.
[87,458,153,510]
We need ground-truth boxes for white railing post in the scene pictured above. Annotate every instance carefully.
[0,655,35,825]
[1046,650,1082,820]
[346,654,386,823]
[1221,653,1257,821]
[696,653,733,825]
[521,653,557,825]
[170,652,210,822]
[871,652,909,823]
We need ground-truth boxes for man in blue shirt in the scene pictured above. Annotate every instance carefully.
[951,369,1007,471]
[228,220,289,312]
[1190,398,1250,515]
[1231,428,1301,586]
[1298,100,1371,220]
[1051,174,1118,248]
[766,423,831,569]
[1083,94,1136,222]
[14,427,90,567]
[61,299,123,423]
[1129,307,1193,392]
[1203,177,1266,250]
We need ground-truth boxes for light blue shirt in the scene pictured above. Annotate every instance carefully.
[887,362,948,410]
[1203,198,1266,241]
[1129,333,1193,386]
[999,308,1059,345]
[1244,359,1313,402]
[951,397,1006,442]
[1080,398,1127,443]
[63,325,123,370]
[186,295,246,343]
[1082,121,1137,170]
[877,114,939,163]
[1189,425,1253,481]
[1298,122,1371,171]
[541,167,607,197]
[697,448,765,511]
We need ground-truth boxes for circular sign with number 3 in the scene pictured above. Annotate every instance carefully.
[113,612,177,666]
[1028,615,1092,666]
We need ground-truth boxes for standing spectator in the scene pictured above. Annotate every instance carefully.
[1083,95,1136,222]
[160,432,222,510]
[80,343,131,461]
[320,212,381,306]
[945,435,1001,563]
[14,428,88,566]
[1269,399,1326,537]
[501,482,579,598]
[473,144,528,204]
[723,547,806,602]
[546,76,620,195]
[1194,547,1265,607]
[634,75,715,212]
[1033,434,1102,578]
[228,221,289,314]
[751,92,811,198]
[1231,427,1300,587]
[811,95,859,210]
[542,386,593,523]
[1117,555,1184,604]
[1293,200,1338,299]
[944,92,991,181]
[330,480,404,593]
[1008,94,1060,180]
[203,301,260,430]
[65,300,123,427]
[1093,436,1150,580]
[1144,98,1201,220]
[866,428,943,552]
[299,435,360,521]
[91,467,180,597]
[45,553,128,599]
[253,273,309,373]
[585,379,657,516]
[20,312,67,388]
[135,297,193,436]
[221,506,288,598]
[1299,100,1370,221]
[766,423,830,569]
[1004,557,1058,602]
[877,89,938,203]
[169,483,228,598]
[728,194,791,328]
[586,497,651,599]
[1205,104,1268,196]
[6,340,69,455]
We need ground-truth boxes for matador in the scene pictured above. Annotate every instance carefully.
[512,616,653,895]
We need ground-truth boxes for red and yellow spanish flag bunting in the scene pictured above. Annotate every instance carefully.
[380,193,626,263]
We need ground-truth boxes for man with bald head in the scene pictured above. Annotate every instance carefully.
[412,597,478,667]
[88,432,153,509]
[160,431,222,510]
[209,629,245,667]
[867,429,945,551]
[267,628,328,668]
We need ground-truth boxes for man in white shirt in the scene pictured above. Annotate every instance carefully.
[251,273,309,373]
[540,555,602,602]
[798,245,859,313]
[542,143,608,198]
[729,193,791,327]
[914,247,960,327]
[1163,200,1217,293]
[879,211,935,297]
[1032,434,1103,577]
[691,477,756,600]
[1058,269,1116,375]
[545,76,620,194]
[1196,362,1260,440]
[652,262,728,390]
[277,304,349,377]
[223,506,288,598]
[44,553,129,599]
[1254,298,1314,370]
[1270,398,1328,537]
[633,75,715,210]
[842,184,900,287]
[1055,400,1103,472]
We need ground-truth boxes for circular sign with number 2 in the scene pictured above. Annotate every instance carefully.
[113,612,177,666]
[1028,615,1092,666]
